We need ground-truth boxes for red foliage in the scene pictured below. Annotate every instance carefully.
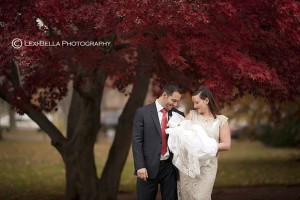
[1,0,299,112]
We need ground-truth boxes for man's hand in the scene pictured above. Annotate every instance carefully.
[137,168,148,181]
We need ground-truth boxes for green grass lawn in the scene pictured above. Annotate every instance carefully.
[215,140,300,187]
[0,131,299,199]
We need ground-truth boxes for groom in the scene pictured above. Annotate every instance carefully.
[132,84,184,200]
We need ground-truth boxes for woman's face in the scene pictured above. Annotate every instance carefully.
[192,94,209,113]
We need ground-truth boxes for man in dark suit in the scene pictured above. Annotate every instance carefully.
[132,84,184,200]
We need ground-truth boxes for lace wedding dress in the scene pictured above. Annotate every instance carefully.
[167,110,228,200]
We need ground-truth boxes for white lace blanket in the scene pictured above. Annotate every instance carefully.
[166,112,218,178]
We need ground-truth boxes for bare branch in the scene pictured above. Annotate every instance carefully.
[0,86,66,155]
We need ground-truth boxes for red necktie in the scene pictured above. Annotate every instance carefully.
[161,108,167,155]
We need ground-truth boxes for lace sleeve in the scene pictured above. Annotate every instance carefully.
[218,115,228,127]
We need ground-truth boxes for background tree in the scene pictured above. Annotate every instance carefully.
[1,0,299,199]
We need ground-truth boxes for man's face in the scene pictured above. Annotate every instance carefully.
[162,91,181,111]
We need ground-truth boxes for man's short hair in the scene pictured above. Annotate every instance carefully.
[161,84,182,96]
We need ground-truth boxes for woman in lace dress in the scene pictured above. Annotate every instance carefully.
[178,86,231,200]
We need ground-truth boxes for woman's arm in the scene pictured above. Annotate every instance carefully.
[218,122,231,151]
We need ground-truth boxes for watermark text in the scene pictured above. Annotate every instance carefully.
[12,38,111,49]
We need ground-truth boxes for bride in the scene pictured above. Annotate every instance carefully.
[167,86,231,200]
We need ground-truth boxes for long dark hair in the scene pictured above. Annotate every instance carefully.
[192,86,220,118]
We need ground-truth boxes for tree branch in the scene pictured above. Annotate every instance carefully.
[0,86,67,155]
[6,61,21,87]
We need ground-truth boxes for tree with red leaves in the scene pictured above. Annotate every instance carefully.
[0,0,299,199]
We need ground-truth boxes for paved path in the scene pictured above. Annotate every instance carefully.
[118,186,300,200]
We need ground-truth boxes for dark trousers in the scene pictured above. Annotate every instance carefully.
[137,159,178,200]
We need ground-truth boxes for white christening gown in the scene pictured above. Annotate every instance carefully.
[166,110,228,200]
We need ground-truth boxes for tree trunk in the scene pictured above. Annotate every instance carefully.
[64,74,106,200]
[1,58,151,199]
[9,107,16,131]
[99,76,150,199]
[0,126,3,140]
[99,47,152,200]
[0,99,4,139]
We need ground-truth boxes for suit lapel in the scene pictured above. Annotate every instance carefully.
[168,109,173,120]
[150,103,162,136]
[166,109,173,140]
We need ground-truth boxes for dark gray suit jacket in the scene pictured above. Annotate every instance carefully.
[132,102,184,179]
